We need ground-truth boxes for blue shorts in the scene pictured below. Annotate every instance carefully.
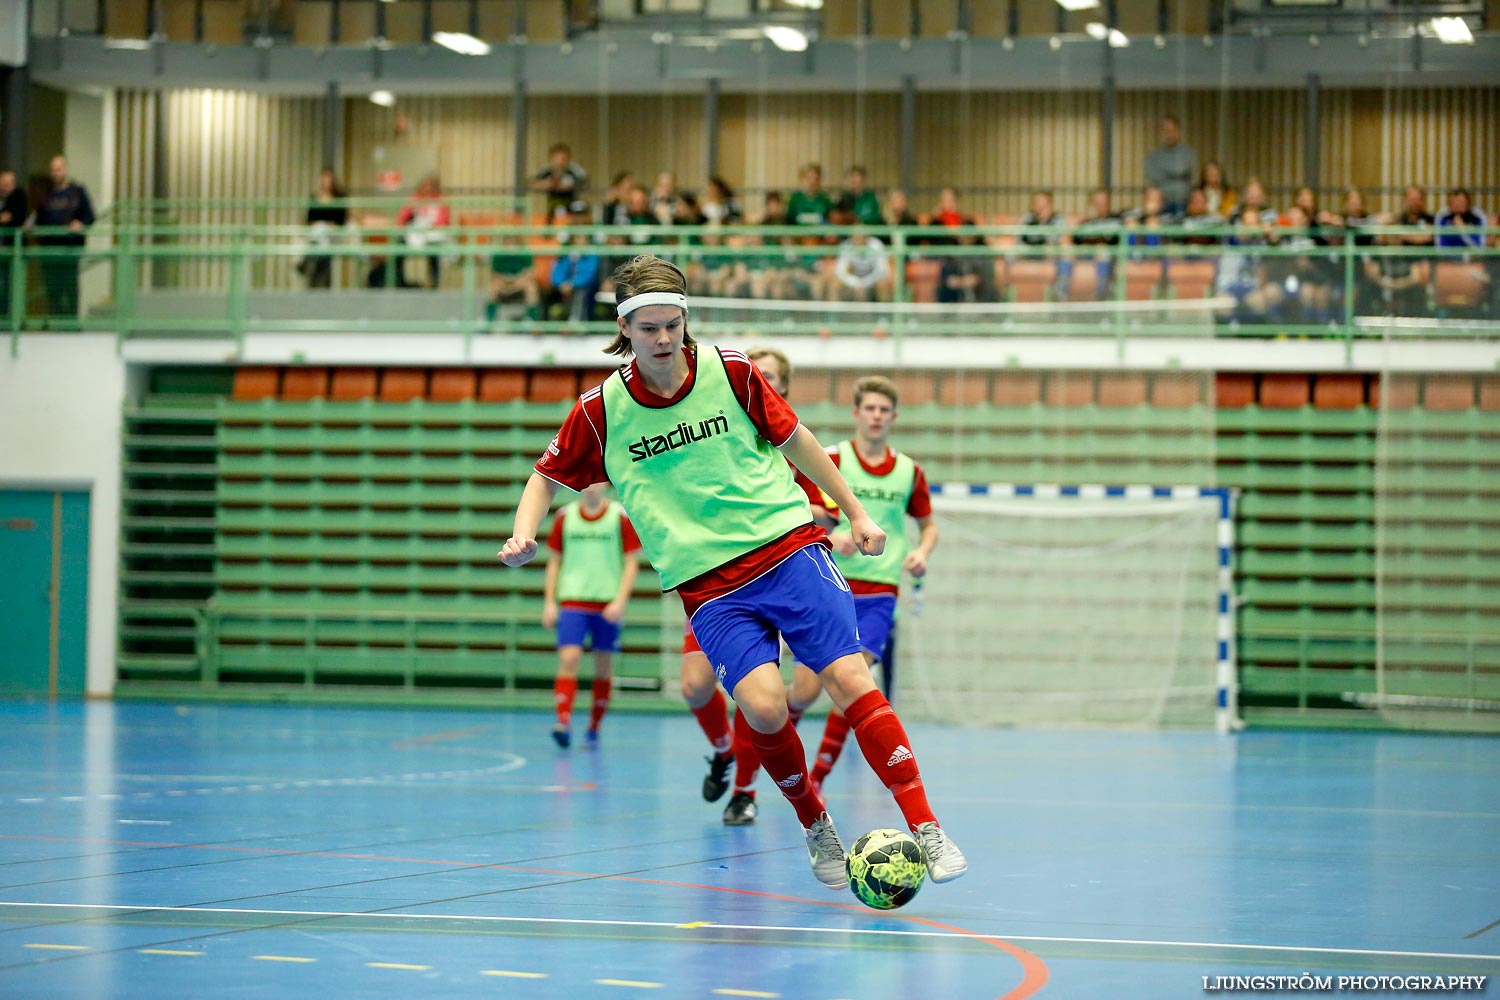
[689,545,865,694]
[853,593,898,663]
[556,608,622,654]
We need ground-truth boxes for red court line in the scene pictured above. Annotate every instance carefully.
[0,833,1049,998]
[388,724,496,749]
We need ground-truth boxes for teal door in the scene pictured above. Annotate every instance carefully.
[0,490,90,697]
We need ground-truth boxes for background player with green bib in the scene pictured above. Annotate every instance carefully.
[809,375,939,793]
[543,482,643,748]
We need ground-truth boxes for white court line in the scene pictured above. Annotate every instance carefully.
[2,902,1497,964]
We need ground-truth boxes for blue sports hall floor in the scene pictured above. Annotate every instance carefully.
[1,700,1496,999]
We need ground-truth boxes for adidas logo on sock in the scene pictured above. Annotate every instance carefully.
[817,752,833,764]
[777,773,803,789]
[886,745,913,767]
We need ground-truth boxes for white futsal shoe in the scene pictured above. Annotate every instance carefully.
[804,812,850,890]
[915,822,968,883]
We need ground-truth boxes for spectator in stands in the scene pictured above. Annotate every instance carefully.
[397,174,451,289]
[34,155,95,321]
[837,166,883,226]
[703,176,742,225]
[1394,185,1435,246]
[1230,177,1272,224]
[1180,186,1226,247]
[1144,114,1198,216]
[830,213,891,302]
[534,143,587,216]
[1292,186,1341,232]
[932,187,966,228]
[1362,231,1431,318]
[623,184,656,244]
[1074,187,1123,300]
[1124,187,1171,255]
[547,201,604,324]
[487,236,541,325]
[299,167,347,289]
[1199,160,1236,218]
[788,164,832,226]
[1217,207,1271,322]
[650,172,678,226]
[1264,205,1338,322]
[1019,190,1065,247]
[602,171,635,227]
[1333,188,1378,245]
[938,231,997,304]
[1436,188,1488,252]
[884,189,917,228]
[0,170,27,322]
[1019,189,1069,295]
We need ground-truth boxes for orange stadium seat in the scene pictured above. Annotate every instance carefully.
[1215,373,1256,408]
[281,368,330,400]
[1312,374,1365,410]
[232,367,280,400]
[1045,372,1094,407]
[380,368,428,402]
[1166,259,1217,300]
[329,368,378,401]
[529,370,579,403]
[1369,376,1419,410]
[478,370,527,402]
[1259,373,1311,409]
[938,373,989,406]
[1006,259,1054,303]
[579,368,618,393]
[1480,377,1500,412]
[1097,373,1147,408]
[1149,376,1202,408]
[991,372,1041,406]
[890,372,936,406]
[1422,376,1475,411]
[905,259,942,303]
[429,369,478,402]
[1121,260,1164,300]
[1433,262,1486,312]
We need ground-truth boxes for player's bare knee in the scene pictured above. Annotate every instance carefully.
[820,655,878,711]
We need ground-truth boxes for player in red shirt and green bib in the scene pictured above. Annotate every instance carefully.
[542,482,643,748]
[500,255,966,889]
[807,376,939,792]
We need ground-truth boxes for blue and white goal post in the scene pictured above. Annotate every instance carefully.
[905,483,1238,733]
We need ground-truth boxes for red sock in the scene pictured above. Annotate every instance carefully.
[787,701,805,728]
[553,676,578,727]
[746,719,825,827]
[809,712,851,786]
[589,676,611,732]
[844,690,937,830]
[731,709,760,795]
[690,689,733,754]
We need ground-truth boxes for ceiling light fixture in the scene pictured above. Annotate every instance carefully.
[432,31,491,56]
[1054,0,1099,10]
[1108,28,1128,47]
[369,90,396,107]
[762,25,809,52]
[1428,16,1474,45]
[1084,22,1107,40]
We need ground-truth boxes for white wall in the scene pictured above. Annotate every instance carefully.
[0,335,124,696]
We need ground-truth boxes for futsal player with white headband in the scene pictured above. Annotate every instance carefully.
[500,254,967,889]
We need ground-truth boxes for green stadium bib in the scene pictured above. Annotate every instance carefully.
[831,440,916,587]
[556,500,626,604]
[601,348,810,590]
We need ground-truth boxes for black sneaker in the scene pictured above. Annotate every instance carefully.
[722,792,758,826]
[701,752,733,802]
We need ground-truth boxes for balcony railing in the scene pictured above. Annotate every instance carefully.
[5,219,1496,355]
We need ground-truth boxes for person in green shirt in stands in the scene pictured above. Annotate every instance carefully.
[787,164,832,226]
[837,166,884,227]
[487,239,541,324]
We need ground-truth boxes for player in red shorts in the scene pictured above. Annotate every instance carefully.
[500,255,966,888]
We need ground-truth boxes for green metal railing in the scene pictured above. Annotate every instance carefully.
[6,221,1496,355]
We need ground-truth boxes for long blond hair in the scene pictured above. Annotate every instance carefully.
[606,254,695,358]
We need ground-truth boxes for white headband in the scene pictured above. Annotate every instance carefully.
[617,291,689,318]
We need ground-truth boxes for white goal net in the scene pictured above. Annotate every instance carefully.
[895,484,1235,731]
